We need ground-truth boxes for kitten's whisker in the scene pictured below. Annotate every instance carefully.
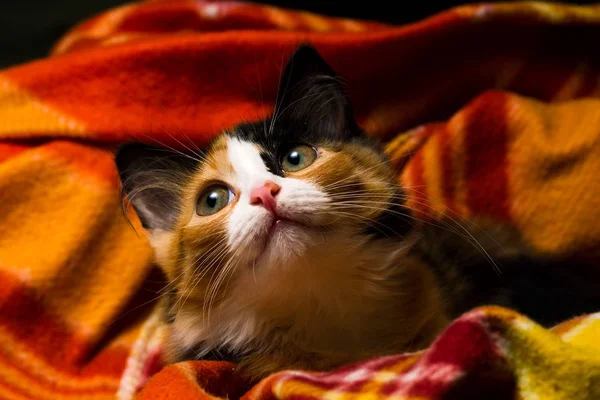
[325,181,399,191]
[108,235,227,324]
[186,233,228,272]
[205,254,240,333]
[196,244,233,333]
[158,127,206,162]
[251,53,269,143]
[271,90,331,131]
[204,250,240,335]
[175,239,228,314]
[330,201,501,275]
[137,130,206,164]
[267,46,291,137]
[322,154,409,191]
[332,200,469,241]
[329,182,506,272]
[190,243,229,299]
[324,181,428,193]
[172,126,206,160]
[398,185,507,255]
[179,240,227,307]
[327,210,413,238]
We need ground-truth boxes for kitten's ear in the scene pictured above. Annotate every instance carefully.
[115,142,198,232]
[275,45,359,138]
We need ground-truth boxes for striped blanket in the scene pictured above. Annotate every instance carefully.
[0,1,599,399]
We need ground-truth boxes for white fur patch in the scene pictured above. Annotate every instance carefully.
[227,137,273,193]
[226,136,330,266]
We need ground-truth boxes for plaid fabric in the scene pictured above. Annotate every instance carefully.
[0,1,599,399]
[139,307,600,400]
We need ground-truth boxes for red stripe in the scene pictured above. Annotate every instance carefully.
[283,375,339,391]
[438,125,458,215]
[0,270,128,378]
[463,91,510,220]
[189,361,249,399]
[0,371,116,399]
[402,315,508,397]
[0,343,122,393]
[0,374,33,400]
[0,143,30,163]
[0,271,88,372]
[404,151,432,221]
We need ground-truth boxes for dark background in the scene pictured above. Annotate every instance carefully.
[0,0,594,69]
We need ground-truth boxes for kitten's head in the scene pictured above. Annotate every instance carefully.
[116,46,418,355]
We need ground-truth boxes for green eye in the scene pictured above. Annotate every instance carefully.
[281,145,318,172]
[196,185,233,216]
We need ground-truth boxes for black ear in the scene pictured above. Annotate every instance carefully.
[275,45,359,139]
[115,142,199,231]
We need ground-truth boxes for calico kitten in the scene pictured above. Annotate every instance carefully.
[115,45,600,381]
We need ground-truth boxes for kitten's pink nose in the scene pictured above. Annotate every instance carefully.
[250,181,281,213]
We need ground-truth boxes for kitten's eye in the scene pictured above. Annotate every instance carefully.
[281,145,317,172]
[196,185,234,216]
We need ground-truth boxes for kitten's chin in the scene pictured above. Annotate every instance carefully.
[253,219,315,268]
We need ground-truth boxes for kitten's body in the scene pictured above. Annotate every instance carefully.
[116,46,600,381]
[167,196,445,376]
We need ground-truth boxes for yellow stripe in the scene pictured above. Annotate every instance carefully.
[275,379,329,399]
[560,314,600,350]
[0,328,121,389]
[506,96,600,255]
[265,7,297,30]
[0,386,34,400]
[298,11,333,32]
[421,131,445,219]
[504,314,600,399]
[339,19,367,32]
[0,148,153,335]
[0,77,87,136]
[53,4,135,55]
[447,113,469,218]
[0,357,115,400]
[460,2,600,23]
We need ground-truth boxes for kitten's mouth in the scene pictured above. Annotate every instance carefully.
[251,214,312,265]
[270,218,285,233]
[267,216,307,237]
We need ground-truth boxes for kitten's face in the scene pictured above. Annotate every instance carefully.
[116,46,415,356]
[186,133,395,270]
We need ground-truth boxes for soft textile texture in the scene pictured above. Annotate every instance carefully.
[139,307,600,400]
[0,1,598,399]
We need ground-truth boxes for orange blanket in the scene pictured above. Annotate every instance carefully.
[0,1,599,399]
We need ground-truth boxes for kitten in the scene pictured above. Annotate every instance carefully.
[115,45,600,381]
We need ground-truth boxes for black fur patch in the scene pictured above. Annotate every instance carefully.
[230,45,377,175]
[417,227,600,327]
[115,142,200,231]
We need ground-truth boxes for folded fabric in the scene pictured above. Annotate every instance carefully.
[139,306,600,400]
[0,1,598,399]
